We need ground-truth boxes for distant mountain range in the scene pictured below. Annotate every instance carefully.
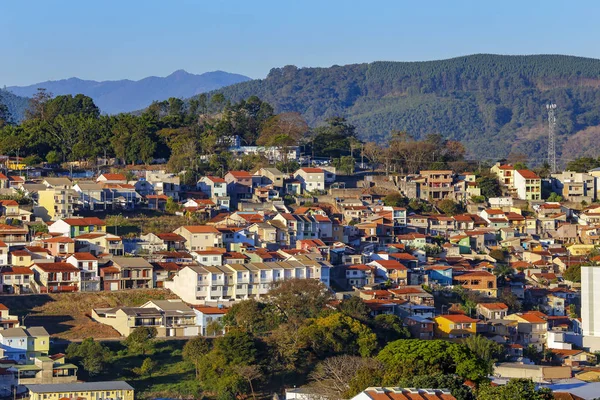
[212,54,600,162]
[5,70,250,115]
[0,89,29,122]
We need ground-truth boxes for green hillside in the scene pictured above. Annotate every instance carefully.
[213,54,600,162]
[0,89,29,122]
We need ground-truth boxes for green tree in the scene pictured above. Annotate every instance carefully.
[124,326,157,355]
[165,197,182,214]
[267,278,332,323]
[339,296,371,321]
[382,193,406,207]
[223,299,281,334]
[66,338,112,376]
[299,312,378,358]
[437,199,461,215]
[311,117,358,158]
[564,264,582,283]
[477,378,553,400]
[547,192,563,202]
[134,357,157,377]
[183,336,211,378]
[372,314,411,344]
[463,335,504,374]
[477,175,502,198]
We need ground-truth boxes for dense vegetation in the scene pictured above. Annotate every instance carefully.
[210,54,600,163]
[0,89,29,123]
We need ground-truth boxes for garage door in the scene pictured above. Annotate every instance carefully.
[110,282,119,291]
[184,326,199,336]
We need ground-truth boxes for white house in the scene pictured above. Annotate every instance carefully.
[294,168,325,193]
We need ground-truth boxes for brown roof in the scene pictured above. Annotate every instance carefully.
[181,225,220,234]
[43,237,75,243]
[299,167,324,173]
[156,233,186,242]
[227,170,253,178]
[99,173,126,181]
[33,262,79,273]
[479,302,508,311]
[438,314,478,323]
[194,306,229,315]
[517,169,540,179]
[70,252,97,261]
[62,217,106,226]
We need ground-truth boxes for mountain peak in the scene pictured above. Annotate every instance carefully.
[168,69,191,78]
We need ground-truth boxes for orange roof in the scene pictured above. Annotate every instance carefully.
[194,306,229,315]
[227,170,253,178]
[438,314,478,323]
[205,176,226,183]
[146,194,169,200]
[299,167,324,173]
[1,267,32,275]
[181,225,220,234]
[62,217,106,226]
[518,312,548,324]
[479,302,508,311]
[363,388,456,400]
[70,252,97,261]
[347,264,373,271]
[517,169,540,179]
[98,173,126,181]
[372,259,407,270]
[156,233,186,242]
[0,200,18,206]
[43,237,75,243]
[33,262,79,273]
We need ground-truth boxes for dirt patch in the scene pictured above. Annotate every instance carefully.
[0,289,179,340]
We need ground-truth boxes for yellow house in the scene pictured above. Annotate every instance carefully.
[26,381,134,400]
[10,250,33,267]
[567,244,596,256]
[7,159,26,171]
[27,327,50,358]
[434,314,477,340]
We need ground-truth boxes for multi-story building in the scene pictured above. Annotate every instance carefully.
[0,224,29,247]
[552,171,597,202]
[505,312,548,351]
[404,315,434,340]
[73,182,106,211]
[453,271,497,298]
[102,257,154,290]
[514,169,541,201]
[0,327,49,362]
[476,302,509,320]
[26,381,134,400]
[66,253,100,292]
[294,167,325,193]
[165,260,331,305]
[173,226,223,251]
[92,300,197,337]
[0,304,19,329]
[420,170,453,200]
[35,178,76,221]
[582,265,600,351]
[0,267,33,294]
[254,167,286,191]
[74,232,124,256]
[491,163,515,188]
[197,176,229,210]
[146,170,181,201]
[224,171,253,209]
[31,262,81,293]
[10,355,78,386]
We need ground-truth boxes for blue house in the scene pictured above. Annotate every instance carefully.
[425,265,453,286]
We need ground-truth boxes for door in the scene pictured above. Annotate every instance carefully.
[110,282,119,291]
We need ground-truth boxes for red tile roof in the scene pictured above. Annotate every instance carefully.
[62,217,106,226]
[299,167,324,173]
[517,169,540,179]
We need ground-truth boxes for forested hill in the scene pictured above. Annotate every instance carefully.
[6,70,250,115]
[0,89,29,123]
[212,54,600,162]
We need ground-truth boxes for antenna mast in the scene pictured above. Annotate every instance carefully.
[547,104,557,173]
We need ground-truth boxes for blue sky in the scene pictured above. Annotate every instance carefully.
[2,0,599,85]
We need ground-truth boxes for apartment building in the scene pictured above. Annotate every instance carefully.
[0,267,33,294]
[74,232,124,256]
[0,327,49,362]
[420,170,453,200]
[552,171,597,202]
[66,253,100,292]
[165,260,331,305]
[102,257,154,290]
[505,312,548,351]
[514,169,541,201]
[491,163,515,188]
[35,178,76,221]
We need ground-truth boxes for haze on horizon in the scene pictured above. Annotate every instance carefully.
[2,0,600,86]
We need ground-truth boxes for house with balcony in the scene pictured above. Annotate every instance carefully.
[434,314,478,340]
[514,169,542,201]
[138,232,186,253]
[0,267,33,294]
[0,240,8,266]
[0,200,31,222]
[35,178,76,221]
[345,264,376,288]
[107,257,154,290]
[369,259,408,285]
[92,299,197,337]
[49,217,106,238]
[100,183,140,210]
[146,170,181,201]
[197,176,229,210]
[31,262,81,293]
[505,311,548,351]
[0,224,28,247]
[420,170,454,200]
[66,253,100,292]
[491,163,515,188]
[254,167,286,192]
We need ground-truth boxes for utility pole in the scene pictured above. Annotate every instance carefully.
[547,104,557,173]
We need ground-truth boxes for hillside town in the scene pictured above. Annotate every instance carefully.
[0,144,597,399]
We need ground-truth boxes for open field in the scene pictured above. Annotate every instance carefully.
[0,289,179,340]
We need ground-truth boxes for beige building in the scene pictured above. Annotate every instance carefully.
[35,178,76,221]
[514,169,541,201]
[173,225,223,251]
[26,381,134,400]
[11,355,77,386]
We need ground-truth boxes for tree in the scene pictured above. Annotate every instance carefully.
[299,312,378,358]
[377,339,488,382]
[0,102,10,127]
[25,88,52,121]
[223,299,281,334]
[477,378,553,400]
[332,156,355,175]
[339,297,371,321]
[134,357,157,377]
[124,326,157,355]
[183,336,211,378]
[308,356,383,400]
[372,314,410,344]
[437,199,461,215]
[362,142,382,169]
[66,337,112,376]
[311,117,358,158]
[267,278,332,322]
[234,364,262,400]
[165,197,182,214]
[564,264,582,283]
[463,335,504,374]
[477,175,502,198]
[257,112,308,166]
[382,193,406,207]
[493,263,515,284]
[547,192,563,202]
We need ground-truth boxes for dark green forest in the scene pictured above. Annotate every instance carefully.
[0,89,29,122]
[211,54,600,163]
